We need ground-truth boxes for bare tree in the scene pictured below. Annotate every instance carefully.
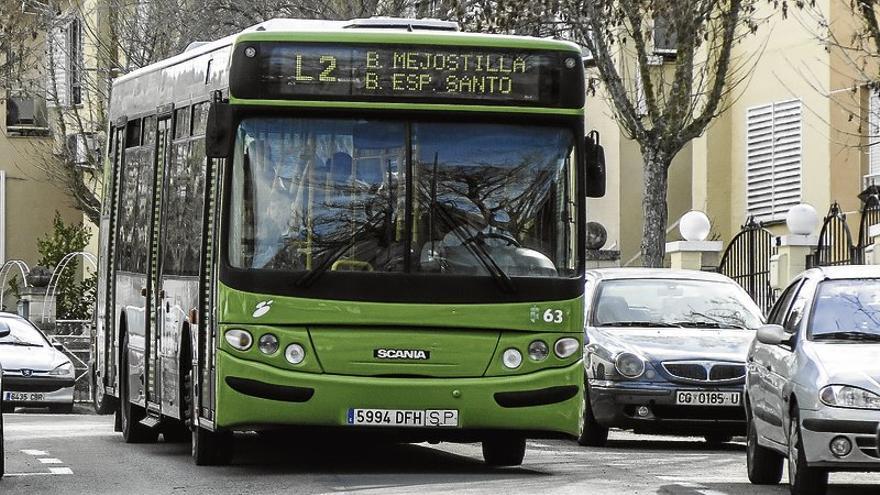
[454,0,763,266]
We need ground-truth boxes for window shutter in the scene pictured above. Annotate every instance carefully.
[869,90,880,181]
[746,99,802,222]
[653,17,677,55]
[47,21,69,107]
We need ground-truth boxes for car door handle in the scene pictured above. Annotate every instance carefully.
[141,287,147,297]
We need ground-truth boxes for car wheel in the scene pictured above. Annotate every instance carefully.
[747,417,783,484]
[577,378,609,447]
[120,334,158,444]
[788,410,828,495]
[482,437,526,466]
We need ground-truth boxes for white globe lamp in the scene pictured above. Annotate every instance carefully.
[679,211,711,242]
[786,204,819,236]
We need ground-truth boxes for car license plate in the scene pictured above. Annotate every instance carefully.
[347,408,459,427]
[3,391,46,402]
[675,391,741,407]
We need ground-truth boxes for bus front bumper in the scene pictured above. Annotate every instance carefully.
[215,351,582,439]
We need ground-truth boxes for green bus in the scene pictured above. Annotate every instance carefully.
[93,17,605,466]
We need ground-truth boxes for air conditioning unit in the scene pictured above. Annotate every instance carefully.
[5,91,49,135]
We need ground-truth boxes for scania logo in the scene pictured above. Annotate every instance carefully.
[374,349,430,360]
[20,369,33,377]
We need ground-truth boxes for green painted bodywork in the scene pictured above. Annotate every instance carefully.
[211,30,587,439]
[216,350,583,436]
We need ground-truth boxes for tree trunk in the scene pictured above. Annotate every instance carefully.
[641,150,671,267]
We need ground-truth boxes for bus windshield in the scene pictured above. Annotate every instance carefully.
[227,117,578,280]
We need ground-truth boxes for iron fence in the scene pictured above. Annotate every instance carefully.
[718,217,777,313]
[807,203,857,268]
[47,320,92,403]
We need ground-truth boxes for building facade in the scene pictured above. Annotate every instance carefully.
[586,1,875,265]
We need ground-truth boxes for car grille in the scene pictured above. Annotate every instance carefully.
[662,361,746,384]
[856,437,880,459]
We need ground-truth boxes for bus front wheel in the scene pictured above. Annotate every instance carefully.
[187,370,233,465]
[482,437,526,467]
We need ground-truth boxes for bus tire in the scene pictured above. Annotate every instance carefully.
[187,368,233,465]
[482,437,526,467]
[91,362,116,415]
[120,333,158,444]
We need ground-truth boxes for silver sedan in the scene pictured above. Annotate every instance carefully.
[0,313,75,413]
[746,266,880,495]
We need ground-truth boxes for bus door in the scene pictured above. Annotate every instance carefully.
[145,114,171,411]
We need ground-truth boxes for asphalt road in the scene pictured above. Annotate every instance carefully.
[2,412,879,495]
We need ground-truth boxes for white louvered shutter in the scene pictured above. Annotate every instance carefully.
[746,100,802,222]
[868,90,880,182]
[47,21,69,107]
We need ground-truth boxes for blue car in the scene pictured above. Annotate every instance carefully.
[579,268,764,446]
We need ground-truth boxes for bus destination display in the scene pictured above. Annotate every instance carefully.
[231,43,580,107]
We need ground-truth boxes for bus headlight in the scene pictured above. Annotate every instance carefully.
[502,348,523,369]
[225,329,253,351]
[258,334,279,355]
[528,340,549,361]
[554,338,579,359]
[285,343,306,365]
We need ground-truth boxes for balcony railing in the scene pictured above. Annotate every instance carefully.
[5,91,50,135]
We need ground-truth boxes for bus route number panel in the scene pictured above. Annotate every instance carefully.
[347,408,459,428]
[230,43,584,108]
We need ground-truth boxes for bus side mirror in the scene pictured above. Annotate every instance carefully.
[585,131,606,198]
[205,101,234,159]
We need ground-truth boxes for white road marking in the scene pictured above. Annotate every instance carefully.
[38,458,63,464]
[21,449,48,456]
[49,467,74,475]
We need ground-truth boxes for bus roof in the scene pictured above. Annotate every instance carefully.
[112,17,581,88]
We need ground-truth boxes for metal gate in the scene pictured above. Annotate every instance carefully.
[808,203,857,267]
[857,187,880,263]
[718,217,776,313]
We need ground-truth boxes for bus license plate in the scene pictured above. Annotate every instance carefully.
[4,391,46,402]
[675,391,740,407]
[347,409,459,427]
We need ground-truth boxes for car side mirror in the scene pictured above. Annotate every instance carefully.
[584,131,606,198]
[52,342,65,352]
[205,99,235,159]
[756,324,787,345]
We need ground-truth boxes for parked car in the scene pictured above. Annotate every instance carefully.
[579,268,764,446]
[746,266,880,495]
[1,322,6,479]
[0,313,75,414]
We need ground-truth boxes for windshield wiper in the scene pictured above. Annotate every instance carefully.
[295,210,390,288]
[597,321,681,328]
[669,321,750,330]
[423,197,516,293]
[0,341,43,347]
[813,331,880,342]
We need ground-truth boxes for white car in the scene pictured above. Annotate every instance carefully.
[1,322,6,479]
[746,266,880,495]
[0,313,75,413]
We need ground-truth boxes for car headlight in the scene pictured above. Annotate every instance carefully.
[615,352,646,379]
[820,385,880,410]
[49,362,74,377]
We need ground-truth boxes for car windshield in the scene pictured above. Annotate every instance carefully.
[0,318,49,347]
[227,117,578,280]
[810,279,880,342]
[592,279,763,330]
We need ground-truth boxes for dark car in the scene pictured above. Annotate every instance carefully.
[0,313,75,413]
[579,268,764,446]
